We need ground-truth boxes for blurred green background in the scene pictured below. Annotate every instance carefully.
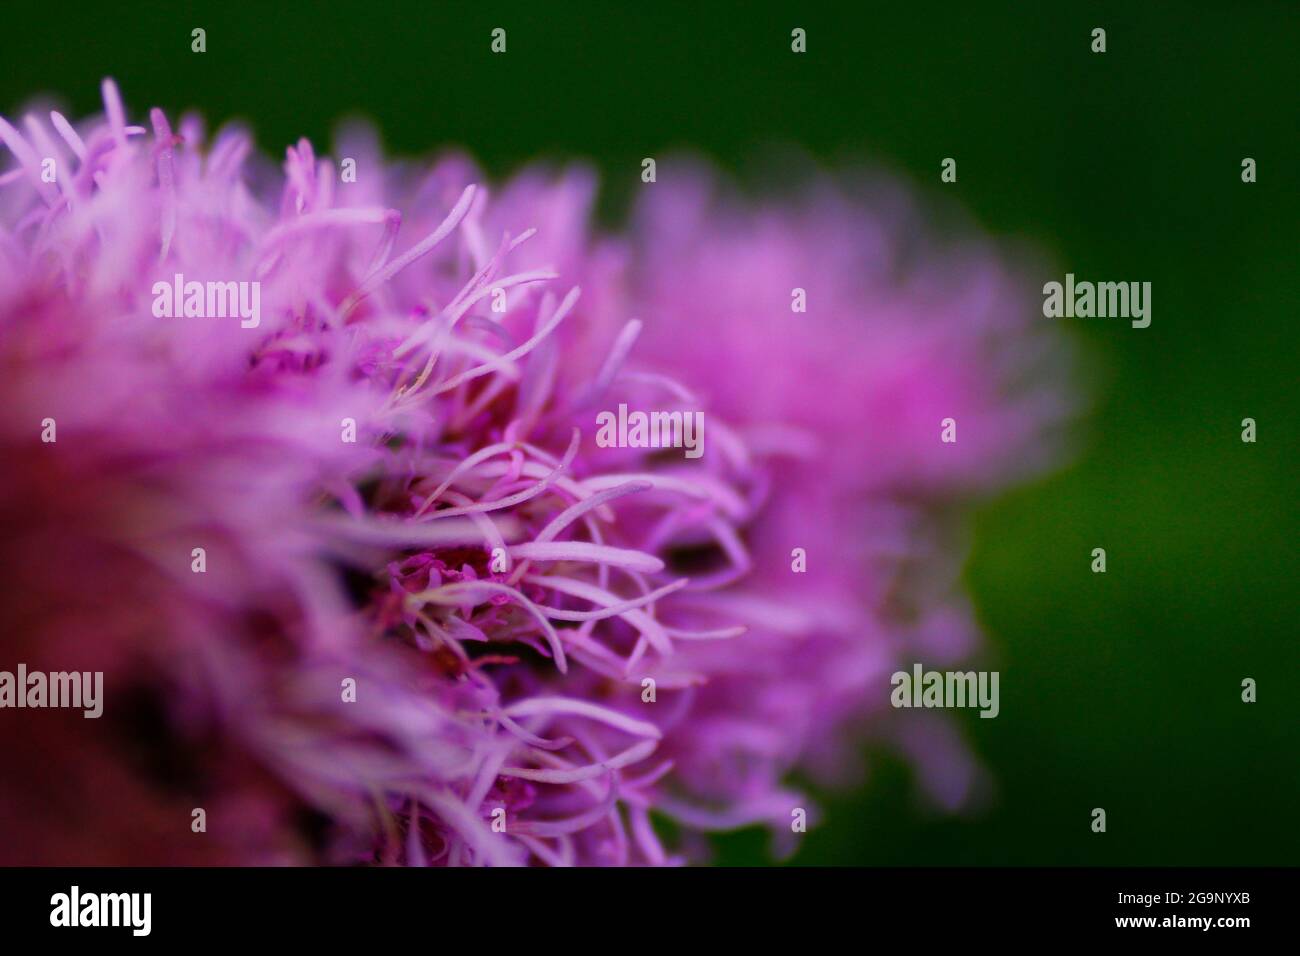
[4,0,1295,864]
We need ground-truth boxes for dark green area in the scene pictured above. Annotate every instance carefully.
[4,0,1295,864]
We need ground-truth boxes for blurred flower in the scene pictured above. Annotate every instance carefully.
[0,82,1069,865]
[626,162,1075,834]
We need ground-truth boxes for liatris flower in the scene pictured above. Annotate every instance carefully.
[0,82,1069,865]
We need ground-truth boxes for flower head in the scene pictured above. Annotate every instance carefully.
[0,83,1069,864]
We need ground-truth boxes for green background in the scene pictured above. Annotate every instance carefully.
[4,0,1295,865]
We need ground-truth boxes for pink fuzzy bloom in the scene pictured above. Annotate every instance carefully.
[0,84,1070,864]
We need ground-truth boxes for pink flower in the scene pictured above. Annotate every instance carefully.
[0,83,1070,865]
